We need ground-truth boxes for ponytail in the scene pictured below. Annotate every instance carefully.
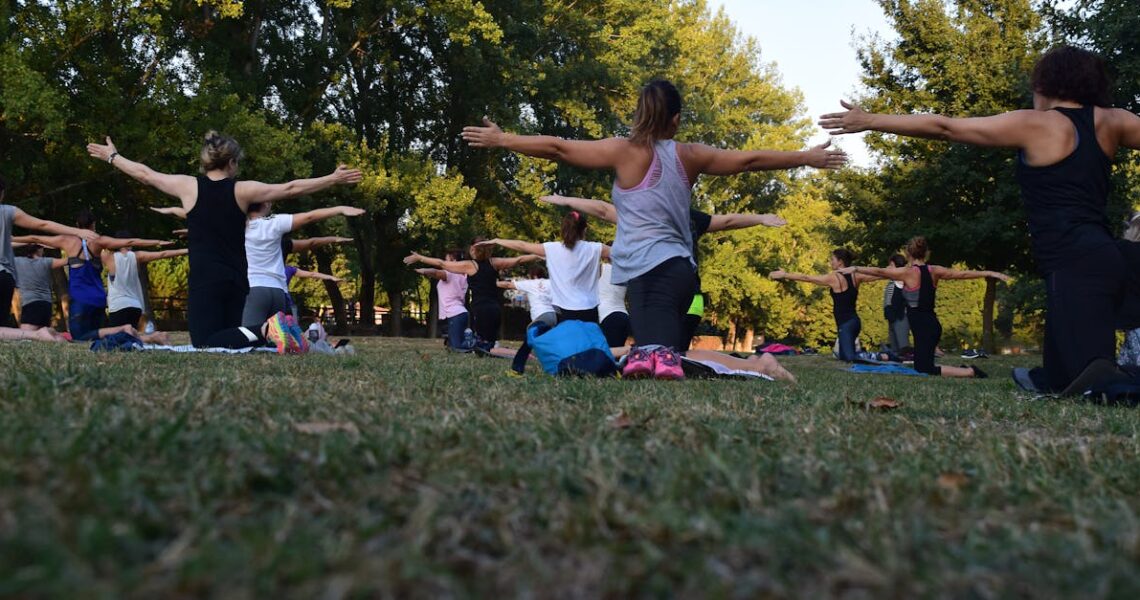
[561,210,587,249]
[629,79,682,146]
[200,130,244,173]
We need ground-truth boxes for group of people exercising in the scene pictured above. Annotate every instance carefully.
[0,44,1136,394]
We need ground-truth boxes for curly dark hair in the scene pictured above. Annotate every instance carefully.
[1031,46,1113,107]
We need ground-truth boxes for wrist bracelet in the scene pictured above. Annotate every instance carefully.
[108,152,119,164]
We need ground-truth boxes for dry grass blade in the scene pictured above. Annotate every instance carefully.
[294,421,360,437]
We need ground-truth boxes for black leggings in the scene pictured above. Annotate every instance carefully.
[108,307,143,328]
[602,312,631,348]
[908,309,942,376]
[469,302,501,346]
[0,270,14,328]
[626,256,698,350]
[189,280,248,347]
[555,306,599,324]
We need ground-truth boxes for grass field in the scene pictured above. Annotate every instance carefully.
[1,337,1138,599]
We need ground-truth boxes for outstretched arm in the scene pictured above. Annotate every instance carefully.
[478,238,546,256]
[293,269,344,283]
[403,252,478,276]
[97,236,172,251]
[150,206,187,219]
[540,195,617,223]
[12,235,66,248]
[461,118,625,170]
[683,141,847,177]
[1112,107,1140,150]
[931,265,1012,283]
[135,249,189,263]
[707,213,787,232]
[234,165,363,209]
[290,206,365,230]
[87,137,197,203]
[768,269,836,287]
[288,237,353,253]
[819,100,1045,149]
[415,268,449,281]
[845,265,911,281]
[492,254,543,270]
[12,209,98,241]
[496,280,518,290]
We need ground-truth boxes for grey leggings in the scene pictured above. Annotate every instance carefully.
[241,286,291,328]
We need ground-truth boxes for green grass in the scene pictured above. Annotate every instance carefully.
[1,338,1138,598]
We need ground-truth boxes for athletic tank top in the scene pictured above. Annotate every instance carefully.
[467,259,499,306]
[902,265,936,313]
[67,239,106,307]
[1015,106,1113,274]
[187,177,248,289]
[609,140,694,284]
[830,272,858,325]
[107,251,144,311]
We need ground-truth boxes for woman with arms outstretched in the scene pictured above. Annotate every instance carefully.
[464,80,843,379]
[841,236,1010,379]
[820,45,1140,393]
[770,248,876,362]
[87,132,362,347]
[404,239,541,352]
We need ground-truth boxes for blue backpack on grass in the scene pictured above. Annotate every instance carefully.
[511,320,617,377]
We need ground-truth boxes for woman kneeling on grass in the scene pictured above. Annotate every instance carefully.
[462,79,845,379]
[87,132,362,349]
[840,236,1010,378]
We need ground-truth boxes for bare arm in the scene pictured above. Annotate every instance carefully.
[403,252,478,276]
[930,265,1012,283]
[234,165,363,209]
[540,195,617,223]
[768,270,837,287]
[1112,107,1140,150]
[97,236,172,251]
[150,206,187,219]
[820,100,1045,149]
[290,206,365,230]
[461,118,625,170]
[12,209,99,240]
[707,213,787,231]
[293,269,344,283]
[496,280,517,290]
[134,249,189,263]
[492,254,543,270]
[847,265,912,281]
[683,141,847,177]
[50,257,69,269]
[87,137,197,203]
[415,268,449,281]
[288,237,353,253]
[479,238,546,256]
[11,235,66,248]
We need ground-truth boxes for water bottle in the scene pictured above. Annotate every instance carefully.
[144,320,156,334]
[307,323,321,343]
[462,327,475,349]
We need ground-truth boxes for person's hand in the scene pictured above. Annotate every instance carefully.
[461,117,505,148]
[759,214,787,227]
[403,252,423,265]
[539,194,566,206]
[837,265,858,275]
[330,276,345,283]
[331,164,363,185]
[802,140,848,169]
[990,272,1013,283]
[156,240,175,247]
[173,229,188,238]
[473,239,499,247]
[86,136,118,162]
[340,206,366,217]
[334,237,354,243]
[768,270,786,280]
[819,100,874,135]
[77,229,99,242]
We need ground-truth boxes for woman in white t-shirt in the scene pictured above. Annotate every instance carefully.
[478,211,609,323]
[498,265,556,328]
[597,260,629,347]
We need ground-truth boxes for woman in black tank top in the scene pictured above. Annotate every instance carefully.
[87,132,362,347]
[405,237,542,352]
[849,237,1010,378]
[770,248,877,361]
[821,45,1140,393]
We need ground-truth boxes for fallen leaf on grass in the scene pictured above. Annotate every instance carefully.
[937,471,970,492]
[419,353,432,362]
[867,396,900,410]
[293,421,360,437]
[479,374,493,382]
[607,410,634,430]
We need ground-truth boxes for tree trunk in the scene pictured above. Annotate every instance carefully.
[726,321,737,351]
[386,284,403,337]
[982,277,997,352]
[350,224,376,333]
[741,327,755,353]
[314,249,348,334]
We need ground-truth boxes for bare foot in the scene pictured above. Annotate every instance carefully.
[31,328,66,343]
[141,331,169,345]
[751,353,797,383]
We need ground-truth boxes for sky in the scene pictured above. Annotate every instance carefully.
[709,0,894,166]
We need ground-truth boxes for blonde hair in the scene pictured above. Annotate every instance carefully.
[200,130,244,173]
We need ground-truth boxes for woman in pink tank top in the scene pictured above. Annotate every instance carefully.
[463,80,846,379]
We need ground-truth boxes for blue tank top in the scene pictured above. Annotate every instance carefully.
[68,239,106,308]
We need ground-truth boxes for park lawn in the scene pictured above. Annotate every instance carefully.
[0,337,1137,599]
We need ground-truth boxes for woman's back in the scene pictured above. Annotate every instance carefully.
[188,177,246,286]
[467,259,499,305]
[542,240,602,310]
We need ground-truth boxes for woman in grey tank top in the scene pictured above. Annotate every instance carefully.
[463,80,846,379]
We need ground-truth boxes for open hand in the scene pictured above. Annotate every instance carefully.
[759,214,787,227]
[803,140,848,169]
[461,117,505,148]
[86,136,118,162]
[340,206,366,217]
[332,164,363,185]
[990,272,1013,284]
[539,194,566,206]
[837,265,858,274]
[473,239,499,247]
[403,252,423,266]
[819,100,873,135]
[768,270,787,280]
